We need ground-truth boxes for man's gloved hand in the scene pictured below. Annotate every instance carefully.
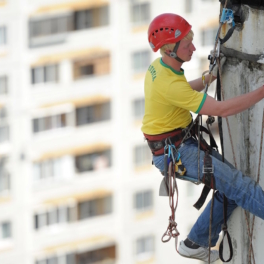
[212,54,226,77]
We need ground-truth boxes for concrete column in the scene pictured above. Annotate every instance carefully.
[220,2,264,263]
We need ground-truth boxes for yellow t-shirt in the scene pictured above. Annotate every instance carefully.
[141,58,207,135]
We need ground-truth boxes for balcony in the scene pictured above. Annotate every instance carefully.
[34,242,116,264]
[29,1,110,48]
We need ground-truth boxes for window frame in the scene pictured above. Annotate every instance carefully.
[75,149,111,173]
[134,144,152,167]
[0,76,8,95]
[1,221,12,239]
[78,195,112,220]
[132,50,151,73]
[201,27,219,46]
[31,64,59,85]
[135,235,155,258]
[133,98,145,119]
[75,101,111,126]
[131,2,150,26]
[134,190,153,212]
[0,26,7,46]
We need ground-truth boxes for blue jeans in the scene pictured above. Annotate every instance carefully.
[153,137,264,247]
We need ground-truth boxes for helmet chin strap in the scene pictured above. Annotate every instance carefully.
[167,42,185,63]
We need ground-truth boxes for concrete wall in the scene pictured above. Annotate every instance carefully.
[220,2,264,263]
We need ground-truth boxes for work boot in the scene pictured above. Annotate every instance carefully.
[178,240,219,262]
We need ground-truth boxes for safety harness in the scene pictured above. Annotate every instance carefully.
[144,121,194,156]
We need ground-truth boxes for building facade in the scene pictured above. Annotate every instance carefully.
[0,0,220,264]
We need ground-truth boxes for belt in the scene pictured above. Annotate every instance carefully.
[144,122,194,156]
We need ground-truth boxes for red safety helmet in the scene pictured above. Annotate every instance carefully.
[148,13,192,52]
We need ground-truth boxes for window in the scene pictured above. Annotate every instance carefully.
[0,126,9,143]
[201,27,219,46]
[75,149,111,173]
[29,6,109,48]
[32,113,67,133]
[131,2,150,25]
[29,16,72,39]
[134,145,152,167]
[33,158,63,181]
[59,206,71,223]
[34,205,76,230]
[78,195,112,220]
[0,107,9,143]
[136,235,154,256]
[76,101,110,126]
[132,50,150,73]
[185,0,193,13]
[0,157,10,193]
[1,221,11,239]
[36,256,58,264]
[34,160,54,180]
[73,55,110,79]
[36,246,116,264]
[74,9,93,30]
[0,107,7,121]
[133,98,145,119]
[74,5,109,30]
[0,76,8,94]
[74,62,94,79]
[76,245,116,264]
[31,64,58,84]
[134,190,153,211]
[0,26,6,46]
[80,65,94,76]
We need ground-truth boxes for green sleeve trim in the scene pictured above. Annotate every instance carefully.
[195,93,207,113]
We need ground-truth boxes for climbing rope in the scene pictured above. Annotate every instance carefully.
[161,140,180,252]
[248,109,264,263]
[200,1,231,263]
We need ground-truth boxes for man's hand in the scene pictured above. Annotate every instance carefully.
[212,55,226,77]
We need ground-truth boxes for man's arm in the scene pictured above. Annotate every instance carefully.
[189,74,217,92]
[199,85,264,117]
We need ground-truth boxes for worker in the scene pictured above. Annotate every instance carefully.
[141,13,264,262]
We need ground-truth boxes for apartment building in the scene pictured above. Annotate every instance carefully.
[0,0,220,264]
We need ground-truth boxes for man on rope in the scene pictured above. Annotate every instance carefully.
[142,13,264,262]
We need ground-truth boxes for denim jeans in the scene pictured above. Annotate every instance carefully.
[152,137,264,247]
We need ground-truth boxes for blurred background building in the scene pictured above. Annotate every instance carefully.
[0,0,221,263]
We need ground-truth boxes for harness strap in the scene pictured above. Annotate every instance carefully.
[193,151,216,210]
[194,124,218,152]
[219,196,233,262]
[144,122,194,155]
[146,131,185,155]
[217,70,233,262]
[193,185,211,210]
[202,151,215,189]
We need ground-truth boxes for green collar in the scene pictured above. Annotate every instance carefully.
[160,58,184,75]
